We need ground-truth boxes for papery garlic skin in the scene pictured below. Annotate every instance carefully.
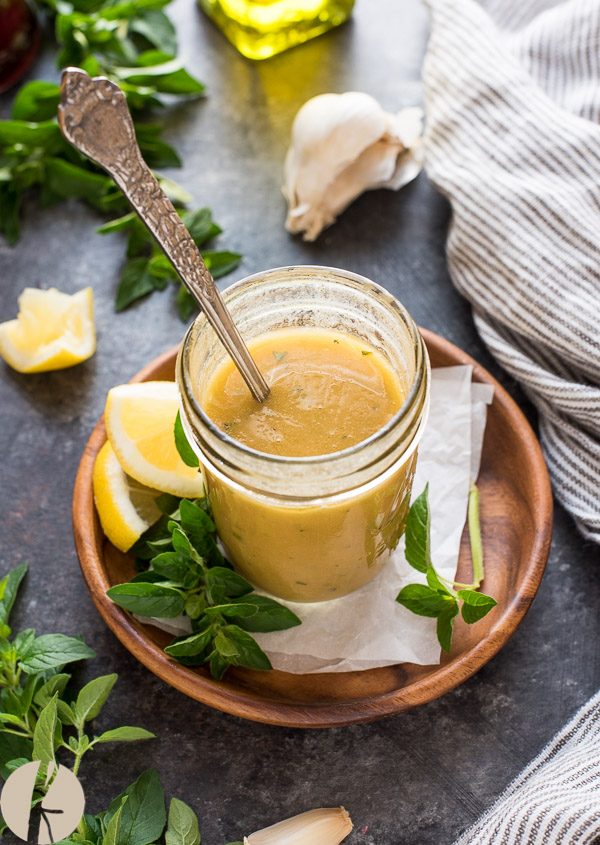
[283,92,423,241]
[244,807,353,845]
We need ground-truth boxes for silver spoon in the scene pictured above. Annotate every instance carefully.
[58,67,270,403]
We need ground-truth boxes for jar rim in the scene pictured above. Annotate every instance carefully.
[179,264,428,467]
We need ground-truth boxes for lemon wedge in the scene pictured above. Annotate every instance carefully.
[0,287,96,373]
[93,441,163,552]
[104,380,204,498]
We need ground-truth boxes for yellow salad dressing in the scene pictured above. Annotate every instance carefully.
[199,327,417,602]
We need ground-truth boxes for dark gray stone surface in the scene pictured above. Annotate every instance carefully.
[1,2,600,842]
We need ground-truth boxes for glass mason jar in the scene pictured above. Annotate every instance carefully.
[177,266,430,603]
[198,0,355,60]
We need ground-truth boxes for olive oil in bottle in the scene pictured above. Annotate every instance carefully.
[199,0,355,60]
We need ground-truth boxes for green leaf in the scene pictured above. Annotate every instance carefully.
[117,769,167,845]
[202,250,241,280]
[0,119,60,147]
[93,726,155,744]
[44,158,113,207]
[97,212,137,234]
[150,551,196,585]
[0,563,28,627]
[0,184,22,245]
[425,565,453,596]
[182,207,221,246]
[217,625,272,671]
[165,798,200,845]
[396,584,453,618]
[11,82,61,121]
[56,700,77,726]
[107,582,185,617]
[34,673,71,708]
[4,757,28,773]
[458,590,497,624]
[205,567,252,602]
[32,694,58,764]
[437,603,459,653]
[19,634,95,674]
[74,673,118,724]
[0,733,32,779]
[130,10,177,54]
[404,485,432,573]
[221,596,301,633]
[174,411,199,468]
[115,257,163,311]
[165,628,213,660]
[179,500,216,549]
[175,285,197,322]
[104,799,126,845]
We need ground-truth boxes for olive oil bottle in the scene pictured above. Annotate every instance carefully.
[199,0,355,60]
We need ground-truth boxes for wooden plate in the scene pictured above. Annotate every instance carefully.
[73,330,553,728]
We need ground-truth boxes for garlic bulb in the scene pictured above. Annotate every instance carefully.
[283,91,423,241]
[245,807,352,845]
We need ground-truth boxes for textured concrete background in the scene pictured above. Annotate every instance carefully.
[1,1,600,842]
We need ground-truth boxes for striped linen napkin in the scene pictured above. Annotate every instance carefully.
[423,0,600,542]
[454,690,600,843]
[422,1,600,841]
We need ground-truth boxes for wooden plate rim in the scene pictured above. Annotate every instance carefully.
[72,329,553,728]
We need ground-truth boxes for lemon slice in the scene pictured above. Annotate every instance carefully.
[105,380,204,498]
[0,287,96,373]
[93,441,163,552]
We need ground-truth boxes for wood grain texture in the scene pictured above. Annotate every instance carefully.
[72,330,553,728]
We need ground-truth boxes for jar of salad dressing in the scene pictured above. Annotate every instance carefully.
[177,266,430,602]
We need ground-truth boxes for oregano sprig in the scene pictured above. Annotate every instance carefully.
[107,496,301,679]
[0,0,242,318]
[396,484,497,651]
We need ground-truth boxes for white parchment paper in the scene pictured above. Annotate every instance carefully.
[140,366,493,674]
[253,366,493,673]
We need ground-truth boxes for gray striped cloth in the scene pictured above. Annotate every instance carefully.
[423,1,600,841]
[423,0,600,542]
[453,690,600,843]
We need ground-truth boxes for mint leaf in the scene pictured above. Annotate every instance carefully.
[0,734,32,780]
[19,634,95,673]
[223,596,301,633]
[74,673,118,724]
[165,798,200,845]
[458,590,497,624]
[404,485,431,573]
[205,567,252,602]
[202,250,241,280]
[0,563,28,628]
[165,629,213,660]
[115,257,165,311]
[107,582,185,617]
[11,81,60,121]
[174,411,200,468]
[32,694,58,764]
[117,769,167,845]
[104,799,126,845]
[396,584,453,617]
[34,674,71,708]
[94,726,155,744]
[437,603,459,653]
[217,625,272,671]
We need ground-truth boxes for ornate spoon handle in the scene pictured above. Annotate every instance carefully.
[57,68,269,403]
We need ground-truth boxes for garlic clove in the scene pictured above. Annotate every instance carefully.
[244,807,353,845]
[283,91,424,241]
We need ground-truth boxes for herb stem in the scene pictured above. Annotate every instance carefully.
[467,483,484,588]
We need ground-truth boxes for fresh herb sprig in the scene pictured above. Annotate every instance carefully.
[0,563,155,835]
[396,484,497,651]
[99,207,241,319]
[0,0,241,317]
[107,495,301,679]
